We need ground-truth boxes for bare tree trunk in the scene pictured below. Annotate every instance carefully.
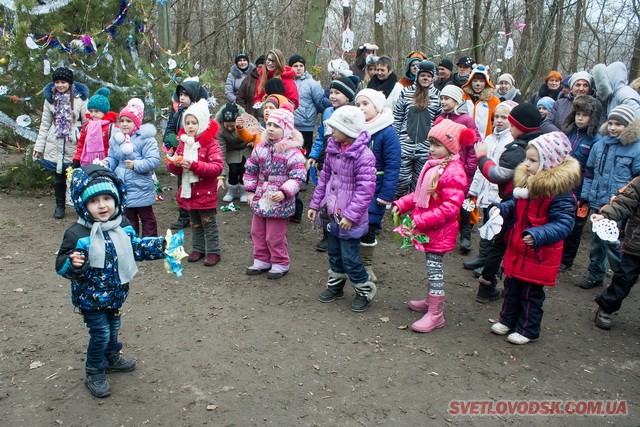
[552,0,564,70]
[472,0,482,62]
[300,0,331,68]
[374,0,384,53]
[521,0,560,94]
[569,0,583,72]
[239,0,248,52]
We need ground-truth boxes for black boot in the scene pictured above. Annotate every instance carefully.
[318,270,347,302]
[315,229,328,252]
[476,277,501,303]
[85,368,111,398]
[171,208,191,229]
[106,353,136,373]
[463,238,492,270]
[53,180,66,219]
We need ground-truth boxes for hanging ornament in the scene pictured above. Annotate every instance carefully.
[193,61,201,70]
[43,59,51,75]
[167,58,177,70]
[375,10,388,26]
[105,54,113,63]
[341,27,354,52]
[16,115,32,127]
[435,30,450,48]
[25,35,38,50]
[0,85,8,95]
[410,26,416,41]
[504,37,514,60]
[0,57,7,65]
[120,57,126,70]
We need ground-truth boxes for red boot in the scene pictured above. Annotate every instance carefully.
[411,294,445,333]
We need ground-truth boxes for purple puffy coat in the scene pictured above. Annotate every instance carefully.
[309,131,377,239]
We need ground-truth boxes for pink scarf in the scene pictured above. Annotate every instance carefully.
[414,154,459,208]
[80,120,110,166]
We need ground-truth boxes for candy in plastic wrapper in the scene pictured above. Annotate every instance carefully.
[164,229,188,278]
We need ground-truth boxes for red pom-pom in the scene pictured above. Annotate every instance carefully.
[459,128,477,147]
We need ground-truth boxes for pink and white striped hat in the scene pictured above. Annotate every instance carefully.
[267,108,294,139]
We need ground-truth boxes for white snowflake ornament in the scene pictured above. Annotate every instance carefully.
[375,10,387,26]
[0,85,8,96]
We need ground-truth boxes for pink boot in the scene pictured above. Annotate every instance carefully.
[411,294,445,333]
[407,296,429,313]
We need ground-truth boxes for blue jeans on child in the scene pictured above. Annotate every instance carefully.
[587,231,622,282]
[327,235,368,285]
[82,309,123,370]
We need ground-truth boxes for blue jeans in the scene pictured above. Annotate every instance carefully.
[587,231,622,282]
[82,309,123,370]
[327,235,368,285]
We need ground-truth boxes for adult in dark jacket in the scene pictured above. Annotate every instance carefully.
[350,43,378,80]
[529,70,563,104]
[433,59,454,91]
[451,56,474,87]
[495,73,524,103]
[162,78,209,229]
[236,55,265,120]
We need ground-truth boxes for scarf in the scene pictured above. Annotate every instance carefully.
[77,215,138,284]
[414,154,459,208]
[80,120,110,166]
[496,86,520,101]
[55,90,72,139]
[180,136,201,199]
[368,72,398,98]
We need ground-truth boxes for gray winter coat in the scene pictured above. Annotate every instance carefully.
[592,61,640,118]
[225,63,255,104]
[293,72,325,132]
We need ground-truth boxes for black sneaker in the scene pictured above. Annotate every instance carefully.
[86,370,111,398]
[106,354,136,373]
[351,294,371,312]
[170,218,190,229]
[53,206,65,219]
[318,287,344,302]
[578,278,603,289]
[315,237,328,252]
[595,309,611,329]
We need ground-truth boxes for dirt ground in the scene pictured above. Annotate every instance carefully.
[0,158,639,426]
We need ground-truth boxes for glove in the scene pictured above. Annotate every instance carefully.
[164,134,178,149]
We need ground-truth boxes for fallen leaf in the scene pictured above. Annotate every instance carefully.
[397,325,408,330]
[312,364,320,370]
[30,361,44,369]
[488,318,497,323]
[379,317,390,323]
[14,288,23,293]
[206,404,218,411]
[428,371,439,376]
[220,385,234,392]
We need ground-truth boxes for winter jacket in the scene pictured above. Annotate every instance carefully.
[529,83,562,104]
[363,109,401,226]
[104,124,160,208]
[214,105,251,178]
[433,77,453,92]
[243,132,307,218]
[309,106,337,165]
[253,66,299,109]
[436,112,481,191]
[166,120,224,210]
[592,61,640,118]
[56,167,164,311]
[393,84,441,149]
[225,63,255,104]
[293,72,325,132]
[308,132,377,239]
[393,157,467,253]
[581,119,640,210]
[477,131,542,200]
[498,159,581,286]
[35,82,89,172]
[541,91,606,134]
[236,67,261,119]
[563,124,601,197]
[367,73,404,109]
[461,86,501,138]
[73,111,118,165]
[163,81,209,151]
[468,128,513,208]
[600,176,640,257]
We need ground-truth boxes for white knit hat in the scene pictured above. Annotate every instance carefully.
[439,85,464,106]
[325,106,366,139]
[356,88,386,113]
[569,71,593,91]
[327,58,350,74]
[182,99,210,135]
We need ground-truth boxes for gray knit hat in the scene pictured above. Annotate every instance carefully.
[608,105,636,126]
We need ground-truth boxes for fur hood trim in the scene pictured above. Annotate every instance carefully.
[230,63,255,78]
[462,85,496,102]
[44,81,90,103]
[592,62,629,102]
[135,123,157,139]
[562,95,599,138]
[599,118,640,145]
[178,119,220,148]
[363,108,394,134]
[260,128,304,153]
[513,156,581,199]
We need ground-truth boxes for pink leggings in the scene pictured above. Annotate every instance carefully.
[251,215,290,267]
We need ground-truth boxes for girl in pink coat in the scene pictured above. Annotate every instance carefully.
[392,119,474,333]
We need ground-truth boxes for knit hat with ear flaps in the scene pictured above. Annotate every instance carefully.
[81,176,120,206]
[439,84,464,106]
[182,99,211,135]
[608,104,636,126]
[71,164,126,221]
[330,76,357,102]
[267,108,295,139]
[87,87,111,113]
[119,98,145,130]
[508,103,542,132]
[428,118,476,155]
[528,131,572,171]
[356,88,386,113]
[52,67,74,84]
[325,105,366,139]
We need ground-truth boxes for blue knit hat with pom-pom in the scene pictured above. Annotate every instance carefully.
[87,87,111,113]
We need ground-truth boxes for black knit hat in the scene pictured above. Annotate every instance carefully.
[330,76,357,102]
[221,103,239,123]
[417,61,437,76]
[52,67,73,84]
[265,78,286,96]
[456,57,475,68]
[255,55,266,66]
[438,59,454,71]
[508,103,542,132]
[288,54,306,67]
[235,53,249,65]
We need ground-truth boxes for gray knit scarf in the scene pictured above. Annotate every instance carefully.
[77,215,138,284]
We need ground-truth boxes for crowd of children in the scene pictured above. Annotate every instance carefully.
[45,51,640,399]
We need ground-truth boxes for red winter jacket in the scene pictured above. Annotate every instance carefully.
[393,158,467,253]
[253,66,299,109]
[73,111,118,164]
[166,119,224,210]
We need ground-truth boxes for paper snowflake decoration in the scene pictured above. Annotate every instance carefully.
[436,30,451,48]
[0,85,8,96]
[375,10,387,26]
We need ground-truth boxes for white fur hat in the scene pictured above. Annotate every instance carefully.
[356,88,386,113]
[325,106,366,139]
[328,58,350,74]
[182,99,210,135]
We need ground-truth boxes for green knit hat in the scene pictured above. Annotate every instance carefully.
[87,87,111,113]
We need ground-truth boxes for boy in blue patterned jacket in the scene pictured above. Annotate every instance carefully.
[56,165,166,398]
